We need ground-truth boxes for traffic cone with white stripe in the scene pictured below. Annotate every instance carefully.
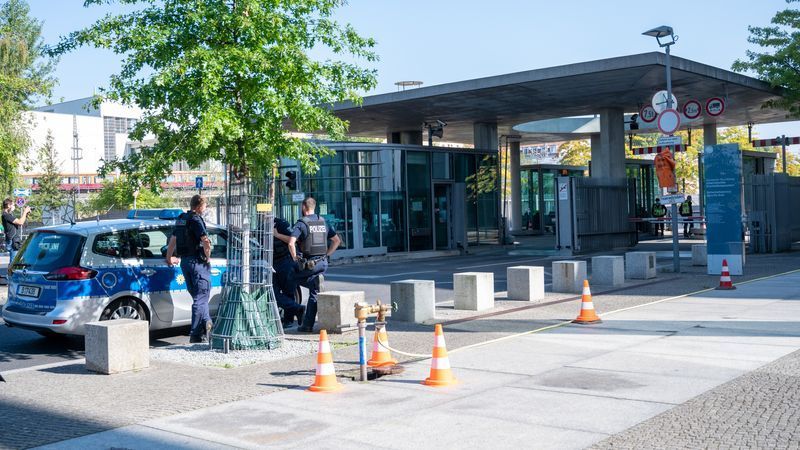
[423,324,457,387]
[308,329,343,393]
[573,280,602,324]
[716,259,736,290]
[367,324,397,367]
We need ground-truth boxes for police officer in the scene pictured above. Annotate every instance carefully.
[2,198,31,263]
[166,195,213,343]
[680,195,694,238]
[287,197,340,332]
[272,217,305,328]
[651,198,667,237]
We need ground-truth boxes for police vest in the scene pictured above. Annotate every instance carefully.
[299,216,328,257]
[680,202,692,216]
[652,204,667,217]
[175,211,201,257]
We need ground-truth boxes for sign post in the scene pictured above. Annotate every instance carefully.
[195,176,204,194]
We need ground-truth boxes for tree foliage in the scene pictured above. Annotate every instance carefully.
[557,139,591,166]
[88,177,176,213]
[29,130,65,220]
[732,0,800,116]
[0,0,56,195]
[52,0,378,190]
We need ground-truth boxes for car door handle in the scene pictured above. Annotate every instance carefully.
[210,269,221,276]
[140,268,156,276]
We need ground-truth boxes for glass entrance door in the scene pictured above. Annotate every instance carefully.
[434,183,452,250]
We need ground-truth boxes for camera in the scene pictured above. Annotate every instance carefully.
[27,205,36,210]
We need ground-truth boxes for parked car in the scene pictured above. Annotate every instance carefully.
[1,209,231,336]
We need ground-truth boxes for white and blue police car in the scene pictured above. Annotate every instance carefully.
[1,209,229,336]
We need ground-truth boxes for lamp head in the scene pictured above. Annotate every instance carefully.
[643,26,676,47]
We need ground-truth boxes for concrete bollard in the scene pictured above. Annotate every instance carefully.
[85,319,149,374]
[391,279,435,323]
[552,261,587,294]
[692,244,707,266]
[506,266,545,302]
[625,252,657,279]
[453,272,494,311]
[318,291,365,333]
[591,256,625,286]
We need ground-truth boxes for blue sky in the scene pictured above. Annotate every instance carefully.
[27,0,799,139]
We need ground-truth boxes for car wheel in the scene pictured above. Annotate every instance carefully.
[101,298,147,321]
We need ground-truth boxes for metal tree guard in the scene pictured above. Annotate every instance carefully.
[211,166,284,351]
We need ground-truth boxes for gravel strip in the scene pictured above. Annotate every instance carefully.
[150,338,317,368]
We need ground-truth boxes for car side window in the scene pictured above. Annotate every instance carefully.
[93,231,133,258]
[130,228,170,259]
[207,229,227,259]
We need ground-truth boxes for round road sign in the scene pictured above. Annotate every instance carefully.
[706,97,725,116]
[652,90,678,114]
[15,197,25,207]
[683,100,702,119]
[640,105,657,123]
[657,108,681,135]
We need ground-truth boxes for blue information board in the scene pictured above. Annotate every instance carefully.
[195,176,203,189]
[703,144,743,275]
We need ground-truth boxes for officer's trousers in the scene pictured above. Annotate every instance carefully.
[180,256,212,337]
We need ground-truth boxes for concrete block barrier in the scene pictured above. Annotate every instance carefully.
[454,272,494,311]
[591,256,624,286]
[552,260,587,294]
[625,251,657,279]
[506,266,545,302]
[318,291,365,333]
[391,279,435,323]
[85,319,149,374]
[692,244,707,266]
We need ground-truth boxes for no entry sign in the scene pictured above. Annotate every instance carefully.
[657,108,681,135]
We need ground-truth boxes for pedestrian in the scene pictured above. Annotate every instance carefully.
[2,198,31,263]
[165,194,213,344]
[272,217,305,328]
[287,197,341,333]
[680,195,694,238]
[651,198,666,237]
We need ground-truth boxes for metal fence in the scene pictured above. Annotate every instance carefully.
[211,169,284,351]
[572,177,638,254]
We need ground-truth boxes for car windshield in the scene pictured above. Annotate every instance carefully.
[13,231,83,272]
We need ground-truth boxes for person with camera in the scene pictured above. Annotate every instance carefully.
[286,197,340,333]
[165,194,213,343]
[2,198,31,263]
[272,217,305,328]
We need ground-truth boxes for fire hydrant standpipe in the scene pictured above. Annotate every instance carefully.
[354,299,395,382]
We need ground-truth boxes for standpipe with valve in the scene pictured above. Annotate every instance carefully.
[354,299,396,381]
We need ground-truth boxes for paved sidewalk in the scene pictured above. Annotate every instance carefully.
[40,271,800,449]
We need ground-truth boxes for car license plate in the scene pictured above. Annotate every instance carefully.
[17,285,41,298]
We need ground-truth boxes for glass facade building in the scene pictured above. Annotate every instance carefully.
[276,143,499,256]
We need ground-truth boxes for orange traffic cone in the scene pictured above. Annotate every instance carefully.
[573,280,602,324]
[367,324,398,367]
[308,330,343,393]
[423,324,457,387]
[716,259,736,290]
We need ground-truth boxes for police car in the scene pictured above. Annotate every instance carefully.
[1,209,229,336]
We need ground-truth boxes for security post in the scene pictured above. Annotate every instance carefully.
[353,299,395,382]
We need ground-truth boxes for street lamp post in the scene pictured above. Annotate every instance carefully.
[643,26,681,273]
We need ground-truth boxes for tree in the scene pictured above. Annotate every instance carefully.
[52,0,378,190]
[557,139,591,166]
[88,178,175,213]
[53,0,377,349]
[0,0,56,195]
[732,0,800,116]
[29,130,65,223]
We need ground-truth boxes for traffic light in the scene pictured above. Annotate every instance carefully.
[285,170,297,190]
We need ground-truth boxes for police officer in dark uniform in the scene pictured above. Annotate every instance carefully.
[287,197,340,332]
[651,198,667,237]
[166,194,213,343]
[272,217,305,328]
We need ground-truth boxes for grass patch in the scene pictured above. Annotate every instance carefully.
[332,341,357,349]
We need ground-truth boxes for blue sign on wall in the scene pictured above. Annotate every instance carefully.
[703,144,744,275]
[195,176,203,189]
